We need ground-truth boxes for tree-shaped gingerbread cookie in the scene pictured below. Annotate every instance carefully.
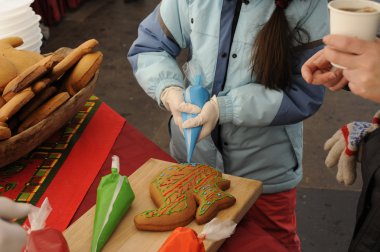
[134,163,236,231]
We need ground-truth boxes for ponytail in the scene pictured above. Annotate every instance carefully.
[251,0,308,90]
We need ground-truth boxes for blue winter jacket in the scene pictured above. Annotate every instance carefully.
[128,0,328,193]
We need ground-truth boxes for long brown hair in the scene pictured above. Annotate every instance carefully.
[251,0,309,90]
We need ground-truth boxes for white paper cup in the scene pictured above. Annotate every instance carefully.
[328,0,380,68]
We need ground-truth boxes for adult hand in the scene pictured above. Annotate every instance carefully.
[181,95,219,141]
[323,35,380,103]
[301,48,347,91]
[160,86,201,131]
[0,197,35,252]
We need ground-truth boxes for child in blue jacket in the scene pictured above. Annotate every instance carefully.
[129,0,328,251]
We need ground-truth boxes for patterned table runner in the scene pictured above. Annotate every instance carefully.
[0,96,125,230]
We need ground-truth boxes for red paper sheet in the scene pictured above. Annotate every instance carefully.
[38,103,125,230]
[1,97,102,204]
[71,120,175,222]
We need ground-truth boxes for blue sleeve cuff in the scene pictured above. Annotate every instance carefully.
[270,45,326,126]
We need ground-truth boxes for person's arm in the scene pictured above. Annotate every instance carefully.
[127,0,190,105]
[217,1,328,127]
[217,45,326,127]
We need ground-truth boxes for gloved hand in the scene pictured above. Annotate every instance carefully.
[0,197,35,252]
[324,111,380,185]
[160,86,201,131]
[181,95,219,142]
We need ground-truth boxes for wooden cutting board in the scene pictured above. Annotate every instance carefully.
[64,158,262,252]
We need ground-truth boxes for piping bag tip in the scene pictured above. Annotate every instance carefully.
[111,155,120,172]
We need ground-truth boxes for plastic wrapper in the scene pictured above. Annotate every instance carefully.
[181,61,210,163]
[158,227,205,252]
[91,155,135,252]
[24,198,69,252]
[158,218,236,252]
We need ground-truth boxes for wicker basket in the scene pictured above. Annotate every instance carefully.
[0,72,98,169]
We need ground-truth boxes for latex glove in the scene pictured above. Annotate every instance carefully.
[181,95,219,142]
[0,197,35,252]
[324,111,380,185]
[160,86,201,130]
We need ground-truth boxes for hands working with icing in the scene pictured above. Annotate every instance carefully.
[302,35,380,103]
[324,111,380,185]
[160,86,201,131]
[0,197,35,252]
[182,95,219,142]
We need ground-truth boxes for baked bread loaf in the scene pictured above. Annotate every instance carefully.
[63,51,103,95]
[134,163,236,231]
[1,48,44,74]
[31,39,99,94]
[2,53,64,101]
[0,56,17,92]
[0,37,43,92]
[0,37,102,146]
[0,37,23,49]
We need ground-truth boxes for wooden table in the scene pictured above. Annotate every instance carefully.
[64,158,262,252]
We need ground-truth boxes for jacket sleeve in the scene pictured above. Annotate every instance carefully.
[127,0,190,104]
[270,45,325,125]
[217,1,328,127]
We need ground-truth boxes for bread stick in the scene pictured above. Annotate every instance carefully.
[0,88,34,122]
[50,39,98,80]
[0,126,11,140]
[18,92,70,132]
[7,116,20,131]
[32,78,51,94]
[31,47,73,94]
[18,86,57,121]
[0,96,6,109]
